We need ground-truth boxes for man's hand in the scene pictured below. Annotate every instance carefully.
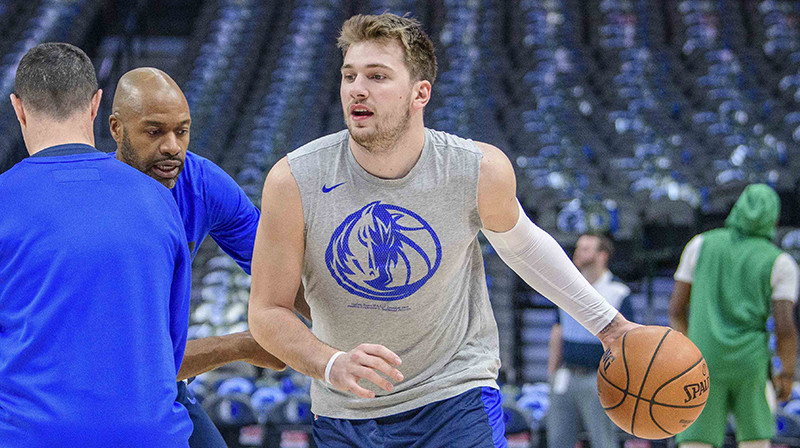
[597,313,642,350]
[774,371,794,402]
[328,344,404,399]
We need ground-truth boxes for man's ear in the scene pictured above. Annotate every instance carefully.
[109,112,123,143]
[89,89,102,121]
[412,80,431,110]
[10,93,26,128]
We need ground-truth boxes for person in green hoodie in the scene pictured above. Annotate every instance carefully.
[669,184,799,448]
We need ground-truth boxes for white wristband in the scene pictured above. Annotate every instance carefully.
[324,351,346,386]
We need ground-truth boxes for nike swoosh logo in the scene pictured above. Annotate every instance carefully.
[186,394,197,405]
[322,182,346,193]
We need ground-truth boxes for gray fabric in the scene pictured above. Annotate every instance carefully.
[287,128,500,419]
[546,368,619,448]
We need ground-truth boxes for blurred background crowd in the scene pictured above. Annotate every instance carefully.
[3,0,800,446]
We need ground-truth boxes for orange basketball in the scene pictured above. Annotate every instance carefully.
[597,325,709,439]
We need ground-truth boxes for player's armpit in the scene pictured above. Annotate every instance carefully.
[294,283,311,321]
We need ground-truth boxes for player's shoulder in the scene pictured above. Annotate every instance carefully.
[103,158,180,216]
[265,156,296,188]
[426,129,512,173]
[776,251,800,271]
[287,130,349,162]
[181,150,215,177]
[426,128,481,156]
[466,139,513,187]
[102,153,165,187]
[176,150,237,190]
[0,160,26,188]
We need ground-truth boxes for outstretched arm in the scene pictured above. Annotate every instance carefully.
[247,157,402,398]
[178,330,285,381]
[475,142,638,348]
[177,284,309,380]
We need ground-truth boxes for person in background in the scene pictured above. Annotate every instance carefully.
[669,183,799,448]
[547,232,633,448]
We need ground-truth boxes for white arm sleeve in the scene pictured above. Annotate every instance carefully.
[771,253,799,302]
[674,235,703,284]
[481,201,618,335]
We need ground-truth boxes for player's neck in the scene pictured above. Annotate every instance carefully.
[349,124,426,179]
[24,118,95,156]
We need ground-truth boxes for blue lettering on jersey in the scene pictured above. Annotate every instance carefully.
[326,201,441,301]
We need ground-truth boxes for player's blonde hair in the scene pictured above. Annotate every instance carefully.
[338,13,437,84]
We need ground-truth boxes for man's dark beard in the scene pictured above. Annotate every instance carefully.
[118,129,145,172]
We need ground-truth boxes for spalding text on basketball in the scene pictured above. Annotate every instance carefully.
[683,377,709,403]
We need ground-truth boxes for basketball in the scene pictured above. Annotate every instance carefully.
[597,326,709,440]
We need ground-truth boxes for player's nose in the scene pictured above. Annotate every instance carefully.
[160,132,182,156]
[349,75,368,99]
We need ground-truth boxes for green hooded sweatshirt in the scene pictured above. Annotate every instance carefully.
[687,184,782,377]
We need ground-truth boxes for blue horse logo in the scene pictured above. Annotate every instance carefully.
[326,201,441,301]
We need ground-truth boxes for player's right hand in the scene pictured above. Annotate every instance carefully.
[328,344,404,398]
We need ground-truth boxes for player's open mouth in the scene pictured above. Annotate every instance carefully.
[151,161,181,179]
[350,105,374,121]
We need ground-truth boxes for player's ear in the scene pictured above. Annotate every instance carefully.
[89,89,102,121]
[412,80,431,110]
[10,93,26,127]
[108,111,123,143]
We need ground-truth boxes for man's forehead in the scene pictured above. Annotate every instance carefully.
[342,40,406,68]
[135,111,191,126]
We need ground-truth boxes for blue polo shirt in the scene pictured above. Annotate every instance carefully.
[113,151,261,272]
[0,144,192,448]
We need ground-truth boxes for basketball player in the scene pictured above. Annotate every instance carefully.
[0,43,192,447]
[669,184,799,448]
[109,67,308,448]
[547,232,633,448]
[248,13,639,446]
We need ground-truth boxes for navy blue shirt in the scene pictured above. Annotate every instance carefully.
[0,144,192,447]
[114,151,261,273]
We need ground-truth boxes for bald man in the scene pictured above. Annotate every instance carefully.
[109,68,302,448]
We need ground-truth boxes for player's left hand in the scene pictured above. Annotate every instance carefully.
[597,313,642,350]
[240,330,287,371]
[773,371,794,402]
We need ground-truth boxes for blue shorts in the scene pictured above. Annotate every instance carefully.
[312,387,507,448]
[176,381,227,448]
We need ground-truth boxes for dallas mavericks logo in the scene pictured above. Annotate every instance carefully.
[326,201,441,301]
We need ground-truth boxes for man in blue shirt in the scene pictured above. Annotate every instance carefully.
[0,43,192,447]
[546,232,633,448]
[108,67,305,448]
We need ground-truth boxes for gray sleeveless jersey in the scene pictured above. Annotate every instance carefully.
[287,128,500,419]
